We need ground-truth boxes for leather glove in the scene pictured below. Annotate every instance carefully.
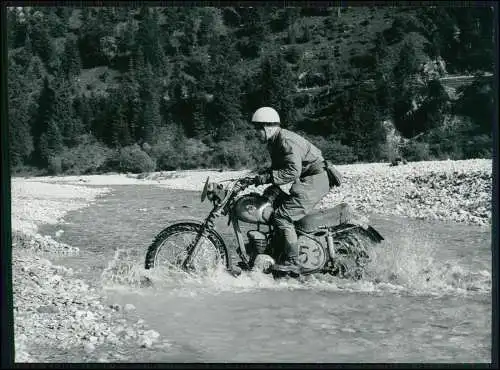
[254,172,272,186]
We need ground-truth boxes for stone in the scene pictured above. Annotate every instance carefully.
[36,304,59,314]
[138,336,153,348]
[124,303,136,312]
[83,342,95,353]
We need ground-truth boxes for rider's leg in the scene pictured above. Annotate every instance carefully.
[271,172,330,273]
[271,204,303,273]
[272,211,299,261]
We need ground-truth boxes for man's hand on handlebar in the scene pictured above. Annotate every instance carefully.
[253,171,272,186]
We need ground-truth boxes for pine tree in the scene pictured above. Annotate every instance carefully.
[28,15,54,65]
[258,53,296,126]
[7,8,19,49]
[53,77,83,146]
[32,76,57,166]
[8,61,34,167]
[61,37,82,80]
[393,40,419,90]
[44,119,64,158]
[142,91,162,144]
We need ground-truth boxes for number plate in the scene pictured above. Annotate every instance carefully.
[297,236,326,271]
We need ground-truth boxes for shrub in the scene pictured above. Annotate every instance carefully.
[210,135,262,169]
[58,136,114,175]
[48,156,62,175]
[306,135,358,164]
[401,141,431,161]
[114,144,156,174]
[153,137,212,170]
[464,135,492,159]
[349,53,376,69]
[155,147,185,170]
[11,165,48,177]
[284,46,301,64]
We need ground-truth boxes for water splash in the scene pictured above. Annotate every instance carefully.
[100,233,491,298]
[363,227,491,295]
[100,248,152,289]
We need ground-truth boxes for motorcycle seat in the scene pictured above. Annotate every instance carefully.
[294,202,356,233]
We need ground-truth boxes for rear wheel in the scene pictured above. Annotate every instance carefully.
[330,230,372,280]
[144,222,229,275]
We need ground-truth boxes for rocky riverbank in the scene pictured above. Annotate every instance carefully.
[10,182,167,362]
[10,159,492,362]
[317,159,492,227]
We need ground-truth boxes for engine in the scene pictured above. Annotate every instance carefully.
[246,230,269,260]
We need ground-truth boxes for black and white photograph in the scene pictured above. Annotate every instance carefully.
[3,3,496,364]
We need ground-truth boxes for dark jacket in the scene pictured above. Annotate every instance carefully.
[267,128,325,186]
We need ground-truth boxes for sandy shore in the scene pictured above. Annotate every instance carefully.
[10,159,493,362]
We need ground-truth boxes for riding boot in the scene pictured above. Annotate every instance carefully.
[271,242,301,275]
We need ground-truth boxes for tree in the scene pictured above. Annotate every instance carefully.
[454,76,494,135]
[28,14,54,65]
[257,53,297,127]
[32,76,57,166]
[141,89,162,144]
[61,37,82,80]
[8,61,34,167]
[391,40,422,137]
[39,120,64,163]
[136,7,166,71]
[392,40,419,89]
[7,8,25,49]
[53,77,84,146]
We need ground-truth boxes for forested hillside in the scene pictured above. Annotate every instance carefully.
[7,6,495,175]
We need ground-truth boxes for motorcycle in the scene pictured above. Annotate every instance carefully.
[144,176,384,279]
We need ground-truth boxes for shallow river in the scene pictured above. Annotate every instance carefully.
[41,185,492,362]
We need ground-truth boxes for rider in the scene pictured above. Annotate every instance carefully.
[251,107,331,275]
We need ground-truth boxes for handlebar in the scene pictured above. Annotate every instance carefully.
[219,176,256,187]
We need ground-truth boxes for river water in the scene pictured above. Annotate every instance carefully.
[41,185,492,363]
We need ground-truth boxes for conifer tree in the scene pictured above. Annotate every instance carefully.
[32,76,57,166]
[8,61,34,167]
[61,37,82,80]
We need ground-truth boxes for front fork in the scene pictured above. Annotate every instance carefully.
[181,211,217,270]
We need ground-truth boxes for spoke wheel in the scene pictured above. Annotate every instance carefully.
[144,222,229,276]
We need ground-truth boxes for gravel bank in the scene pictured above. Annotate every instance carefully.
[10,159,492,362]
[318,159,492,227]
[29,159,492,226]
[10,182,165,362]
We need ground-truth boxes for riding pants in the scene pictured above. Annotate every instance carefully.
[271,171,330,260]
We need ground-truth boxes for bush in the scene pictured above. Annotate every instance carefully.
[401,141,431,161]
[284,46,301,64]
[349,53,376,70]
[10,165,48,177]
[210,135,263,169]
[464,135,492,159]
[112,144,156,174]
[48,156,62,175]
[153,137,212,170]
[58,136,114,175]
[306,135,358,164]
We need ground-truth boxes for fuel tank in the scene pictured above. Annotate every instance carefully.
[233,193,273,224]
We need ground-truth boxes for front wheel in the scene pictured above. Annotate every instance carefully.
[144,222,229,275]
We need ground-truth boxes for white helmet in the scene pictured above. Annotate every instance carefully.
[251,107,281,126]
